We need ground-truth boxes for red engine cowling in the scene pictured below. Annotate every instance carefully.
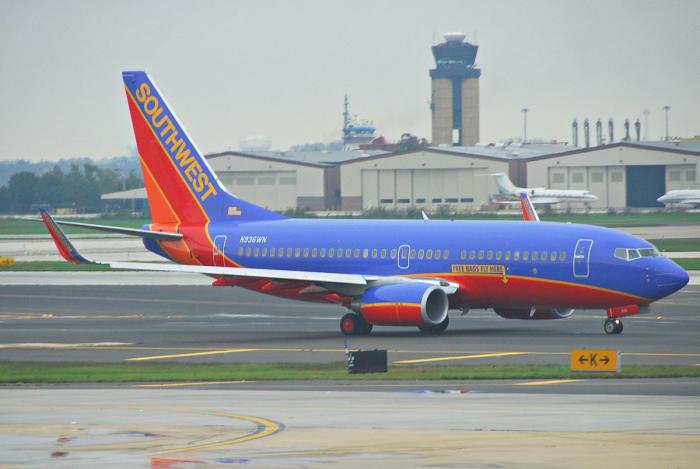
[494,307,574,320]
[355,283,448,326]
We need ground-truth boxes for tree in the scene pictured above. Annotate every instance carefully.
[7,171,38,213]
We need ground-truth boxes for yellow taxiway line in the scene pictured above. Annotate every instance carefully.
[156,412,282,454]
[394,351,529,364]
[134,381,250,388]
[126,349,259,361]
[515,379,583,386]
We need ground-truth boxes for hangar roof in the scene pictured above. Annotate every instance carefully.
[206,150,389,168]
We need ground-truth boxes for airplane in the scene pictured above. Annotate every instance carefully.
[39,71,688,336]
[490,173,599,205]
[657,189,700,207]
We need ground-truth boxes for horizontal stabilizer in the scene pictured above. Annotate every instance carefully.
[26,217,182,240]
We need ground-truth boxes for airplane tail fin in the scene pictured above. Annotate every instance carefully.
[518,192,540,222]
[122,71,285,227]
[491,173,518,195]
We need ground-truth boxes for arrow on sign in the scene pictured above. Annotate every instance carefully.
[601,356,610,365]
[578,356,588,364]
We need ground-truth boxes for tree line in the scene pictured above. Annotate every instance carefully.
[0,164,143,214]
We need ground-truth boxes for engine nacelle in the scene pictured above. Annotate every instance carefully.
[355,283,448,326]
[494,307,574,320]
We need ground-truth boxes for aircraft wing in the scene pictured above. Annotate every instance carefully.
[29,214,182,240]
[40,210,458,295]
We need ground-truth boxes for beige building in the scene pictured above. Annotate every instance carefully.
[339,148,508,211]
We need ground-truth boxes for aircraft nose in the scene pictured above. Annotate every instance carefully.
[655,260,689,297]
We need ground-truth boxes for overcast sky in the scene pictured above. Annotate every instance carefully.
[1,0,698,162]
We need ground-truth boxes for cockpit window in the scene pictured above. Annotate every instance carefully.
[614,247,660,260]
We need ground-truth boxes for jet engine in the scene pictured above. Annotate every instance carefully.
[354,283,448,326]
[494,307,574,320]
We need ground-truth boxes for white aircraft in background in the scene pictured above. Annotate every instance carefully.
[490,173,599,205]
[657,190,700,207]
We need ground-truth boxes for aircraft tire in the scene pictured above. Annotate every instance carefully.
[340,313,360,336]
[604,318,623,335]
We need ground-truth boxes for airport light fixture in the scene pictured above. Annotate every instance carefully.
[662,105,671,141]
[521,107,529,143]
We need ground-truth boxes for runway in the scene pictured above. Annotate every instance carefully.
[0,276,698,369]
[1,388,699,467]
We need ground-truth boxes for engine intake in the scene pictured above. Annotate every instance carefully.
[356,283,448,326]
[494,307,574,320]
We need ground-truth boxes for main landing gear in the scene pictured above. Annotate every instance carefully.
[604,318,623,335]
[417,315,450,333]
[340,313,373,336]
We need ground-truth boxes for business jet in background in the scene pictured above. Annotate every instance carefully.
[490,173,599,205]
[39,71,687,337]
[657,190,700,207]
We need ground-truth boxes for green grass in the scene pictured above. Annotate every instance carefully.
[0,261,110,271]
[649,238,700,252]
[0,217,150,236]
[675,259,700,271]
[0,362,698,384]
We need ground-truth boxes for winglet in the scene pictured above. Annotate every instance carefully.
[421,210,430,221]
[39,209,92,264]
[519,192,540,222]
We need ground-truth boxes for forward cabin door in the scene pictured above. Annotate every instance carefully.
[213,235,227,267]
[573,239,593,278]
[397,244,410,270]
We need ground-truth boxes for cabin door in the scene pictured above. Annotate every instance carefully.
[573,239,593,278]
[213,235,227,267]
[397,244,410,270]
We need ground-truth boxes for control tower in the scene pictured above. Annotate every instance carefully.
[430,32,481,146]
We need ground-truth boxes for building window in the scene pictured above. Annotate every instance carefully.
[552,173,565,184]
[380,198,393,204]
[571,172,584,183]
[668,171,681,182]
[258,176,275,185]
[432,198,443,203]
[610,172,623,183]
[460,197,474,203]
[235,177,254,185]
[591,172,604,183]
[397,198,410,204]
[445,198,458,203]
[415,198,426,204]
[686,170,696,182]
[279,176,296,185]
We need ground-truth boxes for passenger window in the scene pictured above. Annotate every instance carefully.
[487,250,493,260]
[540,251,546,262]
[550,251,557,262]
[559,251,566,261]
[320,248,326,258]
[460,249,466,260]
[245,247,252,256]
[381,249,387,259]
[354,248,360,258]
[391,249,397,259]
[270,248,276,257]
[418,249,425,260]
[253,248,259,257]
[410,249,416,259]
[443,249,449,259]
[311,248,317,258]
[532,251,538,261]
[505,251,511,261]
[514,251,520,261]
[337,249,343,258]
[523,251,529,261]
[346,248,352,258]
[362,248,369,258]
[261,247,267,256]
[294,248,301,257]
[237,247,243,256]
[469,250,476,260]
[478,250,484,260]
[435,249,441,260]
[328,248,334,258]
[426,249,433,260]
[496,250,502,261]
[303,248,309,257]
[371,248,378,258]
[280,248,286,257]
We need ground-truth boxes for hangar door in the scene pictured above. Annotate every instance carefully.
[626,166,665,207]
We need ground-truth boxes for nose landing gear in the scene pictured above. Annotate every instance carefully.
[603,318,623,335]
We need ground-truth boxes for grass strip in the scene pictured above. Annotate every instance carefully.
[649,238,700,252]
[1,362,698,384]
[0,261,110,271]
[675,259,700,271]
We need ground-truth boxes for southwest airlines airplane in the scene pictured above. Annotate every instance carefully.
[41,71,689,336]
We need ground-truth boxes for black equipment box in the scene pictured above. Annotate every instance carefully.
[347,349,388,374]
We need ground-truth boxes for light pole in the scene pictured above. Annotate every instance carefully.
[643,109,649,141]
[521,108,529,143]
[663,105,670,141]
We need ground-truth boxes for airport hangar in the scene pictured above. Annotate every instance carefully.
[103,141,700,212]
